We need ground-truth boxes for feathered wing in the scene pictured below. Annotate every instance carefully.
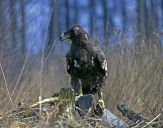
[94,47,108,77]
[66,51,82,96]
[90,47,108,105]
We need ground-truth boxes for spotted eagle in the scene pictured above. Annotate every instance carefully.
[60,25,108,108]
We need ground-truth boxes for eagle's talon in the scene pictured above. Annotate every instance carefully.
[98,99,105,108]
[75,93,83,101]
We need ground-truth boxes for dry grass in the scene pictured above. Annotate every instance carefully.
[104,36,163,119]
[0,34,162,127]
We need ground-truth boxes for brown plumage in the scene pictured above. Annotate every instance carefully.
[60,25,107,107]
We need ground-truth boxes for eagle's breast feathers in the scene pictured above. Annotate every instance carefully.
[66,44,107,80]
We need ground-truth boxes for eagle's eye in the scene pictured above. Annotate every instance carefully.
[74,26,80,31]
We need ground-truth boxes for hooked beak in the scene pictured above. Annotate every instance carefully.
[60,32,70,41]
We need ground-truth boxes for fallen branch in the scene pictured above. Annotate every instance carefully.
[29,97,59,108]
[142,113,161,128]
[0,87,162,128]
[117,102,162,128]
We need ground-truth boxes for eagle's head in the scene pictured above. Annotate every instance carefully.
[60,25,89,43]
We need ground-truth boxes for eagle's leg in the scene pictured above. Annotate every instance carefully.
[96,76,106,108]
[97,86,105,108]
[71,76,83,100]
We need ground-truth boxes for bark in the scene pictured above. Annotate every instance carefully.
[89,0,95,36]
[20,0,26,55]
[9,0,17,48]
[65,0,70,29]
[74,0,78,24]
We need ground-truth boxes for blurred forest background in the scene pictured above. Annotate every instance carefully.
[0,0,162,118]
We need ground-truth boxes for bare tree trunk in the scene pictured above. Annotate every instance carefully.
[150,0,161,53]
[136,0,147,51]
[121,0,127,31]
[108,1,114,34]
[150,0,157,30]
[65,0,70,29]
[89,0,95,36]
[20,0,26,56]
[100,0,109,52]
[44,0,59,58]
[0,1,6,60]
[101,0,108,39]
[147,0,158,40]
[9,0,17,49]
[74,0,78,24]
[137,0,146,38]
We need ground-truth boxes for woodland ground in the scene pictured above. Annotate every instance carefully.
[0,35,162,127]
